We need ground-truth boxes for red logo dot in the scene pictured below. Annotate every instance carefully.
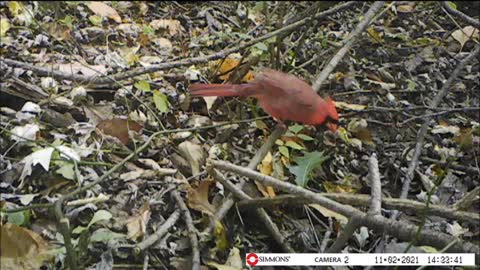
[246,253,259,266]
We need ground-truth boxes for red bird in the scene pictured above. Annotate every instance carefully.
[189,69,339,132]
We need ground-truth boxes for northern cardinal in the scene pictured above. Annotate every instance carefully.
[189,69,339,132]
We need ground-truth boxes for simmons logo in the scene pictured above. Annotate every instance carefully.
[246,253,259,266]
[246,253,291,266]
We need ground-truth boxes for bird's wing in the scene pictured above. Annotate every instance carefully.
[256,70,318,109]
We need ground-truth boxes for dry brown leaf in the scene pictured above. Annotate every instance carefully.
[334,101,366,111]
[354,128,374,145]
[453,128,473,151]
[97,118,143,145]
[1,223,52,270]
[150,19,183,36]
[178,141,205,175]
[187,180,216,216]
[397,4,415,13]
[323,181,358,194]
[56,62,107,77]
[125,203,151,241]
[309,204,348,224]
[451,26,479,49]
[255,152,276,198]
[214,58,254,83]
[87,2,122,23]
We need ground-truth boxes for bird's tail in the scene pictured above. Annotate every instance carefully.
[189,84,246,97]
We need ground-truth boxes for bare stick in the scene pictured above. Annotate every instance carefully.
[134,209,181,254]
[171,187,200,270]
[211,124,287,225]
[326,217,362,253]
[238,193,479,223]
[312,1,385,92]
[367,153,382,216]
[212,160,479,255]
[441,2,480,28]
[208,167,294,253]
[2,2,356,84]
[396,45,480,216]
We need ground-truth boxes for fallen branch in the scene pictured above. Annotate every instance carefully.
[134,209,181,254]
[312,1,385,92]
[441,1,480,28]
[237,193,479,223]
[207,123,287,230]
[367,153,382,216]
[396,45,480,215]
[211,160,479,255]
[208,166,294,253]
[171,186,200,270]
[2,2,356,85]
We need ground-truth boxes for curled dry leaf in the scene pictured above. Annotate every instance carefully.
[56,62,107,77]
[187,180,216,216]
[150,19,183,36]
[308,204,348,224]
[451,26,479,49]
[178,140,205,175]
[125,203,151,241]
[87,2,122,23]
[0,223,52,270]
[97,118,143,145]
[334,101,366,111]
[256,152,276,198]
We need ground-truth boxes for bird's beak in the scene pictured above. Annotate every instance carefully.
[327,122,338,133]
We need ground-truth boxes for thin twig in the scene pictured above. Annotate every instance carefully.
[367,153,382,216]
[2,2,357,85]
[211,160,479,255]
[237,193,479,223]
[134,209,181,254]
[441,2,480,28]
[319,218,333,252]
[171,186,200,270]
[395,45,480,218]
[208,123,287,231]
[208,167,294,253]
[312,1,385,92]
[326,217,362,253]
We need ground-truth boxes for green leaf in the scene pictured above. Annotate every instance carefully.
[59,15,75,28]
[289,124,304,134]
[285,141,304,150]
[87,210,112,228]
[406,79,417,91]
[90,228,125,243]
[134,80,151,92]
[297,134,314,141]
[56,162,75,180]
[143,25,155,36]
[72,225,87,235]
[7,211,27,226]
[153,90,169,113]
[446,1,457,9]
[0,18,10,37]
[278,146,289,158]
[254,42,268,51]
[337,127,350,144]
[89,15,102,26]
[289,151,329,187]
